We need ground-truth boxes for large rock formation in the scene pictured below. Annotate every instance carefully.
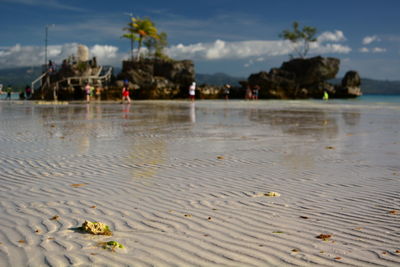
[116,59,195,99]
[281,56,339,85]
[246,56,361,99]
[334,70,362,97]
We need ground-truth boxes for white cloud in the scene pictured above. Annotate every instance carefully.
[362,35,380,45]
[244,57,266,68]
[167,36,351,61]
[372,47,386,53]
[167,30,350,60]
[0,43,121,69]
[244,59,253,68]
[358,46,386,53]
[90,45,118,60]
[168,39,296,60]
[309,42,351,54]
[317,30,346,43]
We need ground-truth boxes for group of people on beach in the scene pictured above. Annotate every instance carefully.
[84,82,103,103]
[245,84,261,100]
[114,81,330,103]
[119,80,199,103]
[187,82,261,102]
[0,84,14,100]
[0,84,34,100]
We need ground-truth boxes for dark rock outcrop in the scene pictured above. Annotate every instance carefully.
[116,59,195,99]
[281,56,340,86]
[246,56,361,99]
[334,70,362,97]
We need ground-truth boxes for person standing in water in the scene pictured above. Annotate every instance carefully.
[323,90,329,101]
[5,85,12,100]
[85,83,91,102]
[223,84,231,100]
[25,85,32,99]
[122,85,131,103]
[189,82,196,102]
[245,85,252,100]
[252,85,260,100]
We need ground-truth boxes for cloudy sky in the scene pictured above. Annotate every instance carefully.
[0,0,399,80]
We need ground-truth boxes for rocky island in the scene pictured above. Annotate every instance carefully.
[244,56,362,99]
[31,49,361,101]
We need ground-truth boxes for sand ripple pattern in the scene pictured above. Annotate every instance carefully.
[0,101,399,266]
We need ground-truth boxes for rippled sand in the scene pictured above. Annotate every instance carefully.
[0,100,399,266]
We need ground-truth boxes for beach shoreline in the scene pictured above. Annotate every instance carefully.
[0,100,399,266]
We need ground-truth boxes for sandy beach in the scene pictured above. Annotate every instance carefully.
[0,100,399,266]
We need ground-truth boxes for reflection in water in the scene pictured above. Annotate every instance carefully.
[0,101,370,184]
[247,109,340,139]
[129,138,166,179]
[80,104,95,154]
[342,110,361,126]
[190,102,196,123]
[122,104,131,119]
[245,107,360,171]
[281,146,315,171]
[79,135,91,154]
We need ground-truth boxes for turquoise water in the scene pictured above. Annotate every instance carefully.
[356,94,400,103]
[2,92,20,100]
[323,94,400,107]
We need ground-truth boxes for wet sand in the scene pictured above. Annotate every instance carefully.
[0,100,399,266]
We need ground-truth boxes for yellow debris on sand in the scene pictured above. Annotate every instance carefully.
[81,220,112,236]
[265,192,281,197]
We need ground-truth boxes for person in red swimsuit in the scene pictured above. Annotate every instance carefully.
[122,86,131,103]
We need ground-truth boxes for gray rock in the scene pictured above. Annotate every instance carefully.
[117,59,195,99]
[246,56,361,99]
[334,71,362,97]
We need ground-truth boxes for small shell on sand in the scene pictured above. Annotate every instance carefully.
[252,192,281,197]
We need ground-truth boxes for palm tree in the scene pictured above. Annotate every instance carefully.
[130,17,159,60]
[122,32,138,62]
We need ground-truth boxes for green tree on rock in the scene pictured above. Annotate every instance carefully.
[280,21,317,58]
[145,32,169,60]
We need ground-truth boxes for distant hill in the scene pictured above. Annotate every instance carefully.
[196,72,245,86]
[352,78,400,95]
[0,67,399,94]
[329,78,400,94]
[0,67,43,91]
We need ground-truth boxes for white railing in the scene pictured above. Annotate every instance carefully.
[31,66,113,100]
[56,66,112,88]
[31,70,50,94]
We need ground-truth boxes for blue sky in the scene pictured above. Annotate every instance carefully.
[0,0,399,80]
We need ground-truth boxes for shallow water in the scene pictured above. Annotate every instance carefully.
[0,100,399,178]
